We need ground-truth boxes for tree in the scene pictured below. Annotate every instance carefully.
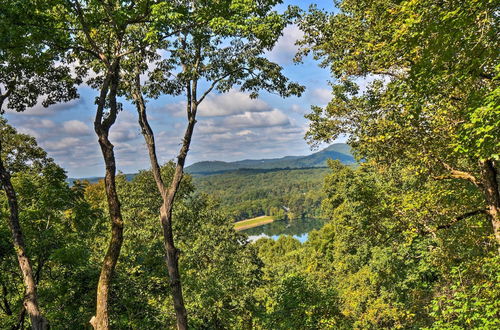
[298,0,500,249]
[0,119,101,328]
[81,164,263,328]
[0,130,48,330]
[60,1,155,327]
[0,1,78,327]
[127,1,304,327]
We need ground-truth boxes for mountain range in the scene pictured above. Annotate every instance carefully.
[185,143,354,176]
[68,143,354,183]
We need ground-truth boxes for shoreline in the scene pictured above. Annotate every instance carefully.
[234,215,275,231]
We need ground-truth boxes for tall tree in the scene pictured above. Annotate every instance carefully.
[298,0,499,249]
[0,1,78,328]
[0,139,48,330]
[61,1,155,328]
[0,119,101,329]
[127,1,303,328]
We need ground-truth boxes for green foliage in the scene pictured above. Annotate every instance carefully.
[252,235,346,329]
[1,122,263,328]
[140,0,304,102]
[250,157,498,329]
[194,168,328,221]
[299,0,498,179]
[0,0,78,112]
[457,66,500,161]
[82,164,263,329]
[428,256,500,329]
[295,2,500,326]
[0,120,101,328]
[1,0,499,328]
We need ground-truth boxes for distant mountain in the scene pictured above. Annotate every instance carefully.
[185,143,354,176]
[67,144,354,182]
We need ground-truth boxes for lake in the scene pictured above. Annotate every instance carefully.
[242,217,328,243]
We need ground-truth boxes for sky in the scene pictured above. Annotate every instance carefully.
[5,0,341,178]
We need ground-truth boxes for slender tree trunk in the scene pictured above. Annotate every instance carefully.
[132,72,191,329]
[160,205,188,329]
[0,141,48,330]
[90,64,124,330]
[480,160,500,251]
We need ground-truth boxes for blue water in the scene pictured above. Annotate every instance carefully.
[243,218,327,243]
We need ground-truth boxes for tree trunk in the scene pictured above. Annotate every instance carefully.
[160,205,188,330]
[90,64,124,330]
[90,137,124,330]
[480,160,500,251]
[0,141,48,330]
[132,72,190,329]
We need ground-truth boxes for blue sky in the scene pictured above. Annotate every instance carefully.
[5,0,341,178]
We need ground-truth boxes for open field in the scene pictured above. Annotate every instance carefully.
[234,215,275,231]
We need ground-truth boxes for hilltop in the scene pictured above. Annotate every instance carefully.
[185,143,354,176]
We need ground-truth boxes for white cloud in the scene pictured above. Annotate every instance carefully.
[63,120,91,135]
[311,88,332,105]
[198,90,271,117]
[197,120,229,134]
[223,109,290,128]
[109,112,139,143]
[236,129,253,136]
[290,104,307,114]
[16,127,41,139]
[44,137,82,151]
[265,25,304,65]
[161,90,274,118]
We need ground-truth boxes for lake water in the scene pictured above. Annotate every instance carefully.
[243,217,328,243]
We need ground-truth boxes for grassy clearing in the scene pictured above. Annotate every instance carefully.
[234,215,275,231]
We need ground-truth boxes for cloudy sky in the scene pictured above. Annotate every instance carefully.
[5,0,342,178]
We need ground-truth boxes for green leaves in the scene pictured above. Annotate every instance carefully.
[0,120,101,328]
[0,0,79,113]
[142,0,303,103]
[456,66,500,160]
[300,0,498,172]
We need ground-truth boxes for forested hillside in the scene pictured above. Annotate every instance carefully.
[194,168,329,221]
[1,0,498,329]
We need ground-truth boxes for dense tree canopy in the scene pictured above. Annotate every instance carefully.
[299,0,500,246]
[1,0,498,328]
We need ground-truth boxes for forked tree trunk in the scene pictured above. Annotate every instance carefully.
[0,140,48,330]
[90,63,124,330]
[133,72,192,329]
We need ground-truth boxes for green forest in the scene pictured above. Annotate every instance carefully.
[194,167,329,221]
[1,0,499,329]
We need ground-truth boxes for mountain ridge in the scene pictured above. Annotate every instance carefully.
[68,143,354,183]
[185,143,354,176]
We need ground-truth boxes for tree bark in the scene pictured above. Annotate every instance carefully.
[0,140,48,330]
[90,63,124,330]
[133,72,191,329]
[480,160,500,251]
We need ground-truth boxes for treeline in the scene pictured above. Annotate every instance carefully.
[194,168,329,221]
[252,160,499,328]
[1,0,499,329]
